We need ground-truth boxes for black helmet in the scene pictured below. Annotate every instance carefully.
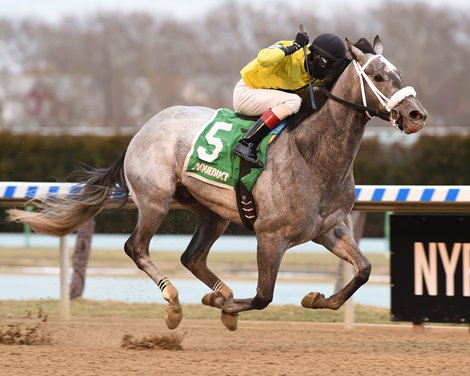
[310,33,346,62]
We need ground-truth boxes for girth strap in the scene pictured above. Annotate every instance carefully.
[235,159,257,230]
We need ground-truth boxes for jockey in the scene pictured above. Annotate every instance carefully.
[233,31,346,167]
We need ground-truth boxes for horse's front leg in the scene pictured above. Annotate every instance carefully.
[302,222,371,310]
[222,234,286,315]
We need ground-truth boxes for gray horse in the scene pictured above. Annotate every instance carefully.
[8,37,427,331]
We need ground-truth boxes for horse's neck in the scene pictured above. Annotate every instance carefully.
[292,65,368,175]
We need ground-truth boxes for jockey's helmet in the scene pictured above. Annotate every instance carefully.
[310,33,346,62]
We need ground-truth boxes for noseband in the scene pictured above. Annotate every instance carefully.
[321,54,416,128]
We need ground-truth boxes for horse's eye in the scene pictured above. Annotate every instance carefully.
[374,74,384,82]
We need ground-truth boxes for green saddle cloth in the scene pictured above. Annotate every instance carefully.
[184,108,284,191]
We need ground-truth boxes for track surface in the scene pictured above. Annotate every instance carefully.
[1,317,469,376]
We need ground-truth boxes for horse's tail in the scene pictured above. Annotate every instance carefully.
[7,149,129,237]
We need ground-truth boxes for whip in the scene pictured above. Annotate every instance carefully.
[299,24,317,110]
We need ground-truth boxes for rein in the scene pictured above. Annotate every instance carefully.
[321,54,417,126]
[320,86,391,121]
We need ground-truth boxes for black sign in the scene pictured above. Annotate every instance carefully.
[390,214,470,323]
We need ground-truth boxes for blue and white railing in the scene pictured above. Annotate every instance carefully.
[354,185,470,212]
[0,182,78,201]
[0,182,126,206]
[1,182,470,212]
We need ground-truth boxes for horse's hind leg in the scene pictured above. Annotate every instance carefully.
[302,222,371,310]
[124,203,182,329]
[179,207,238,330]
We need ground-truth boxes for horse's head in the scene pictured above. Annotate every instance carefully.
[346,36,427,134]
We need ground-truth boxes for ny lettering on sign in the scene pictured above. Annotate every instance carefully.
[414,242,470,296]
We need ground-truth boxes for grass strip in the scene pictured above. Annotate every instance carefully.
[0,299,391,324]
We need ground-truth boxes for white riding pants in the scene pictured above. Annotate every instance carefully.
[233,79,302,120]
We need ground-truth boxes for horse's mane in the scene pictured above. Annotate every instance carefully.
[353,38,376,55]
[285,37,376,129]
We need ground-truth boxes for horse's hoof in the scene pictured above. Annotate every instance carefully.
[164,300,183,330]
[201,291,224,308]
[201,292,214,306]
[301,292,326,309]
[221,311,238,331]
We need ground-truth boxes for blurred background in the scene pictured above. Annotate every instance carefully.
[0,0,469,132]
[1,0,470,236]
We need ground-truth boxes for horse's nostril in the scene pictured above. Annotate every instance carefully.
[410,110,426,121]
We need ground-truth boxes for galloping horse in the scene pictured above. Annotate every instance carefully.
[9,37,427,331]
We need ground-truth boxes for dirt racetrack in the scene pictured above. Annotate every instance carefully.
[1,317,469,376]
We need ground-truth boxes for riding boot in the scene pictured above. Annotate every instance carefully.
[233,109,281,168]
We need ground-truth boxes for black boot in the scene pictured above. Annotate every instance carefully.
[233,117,272,168]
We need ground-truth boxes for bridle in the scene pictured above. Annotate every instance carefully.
[321,54,416,129]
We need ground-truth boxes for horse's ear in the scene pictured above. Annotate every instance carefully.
[373,35,384,55]
[345,37,365,62]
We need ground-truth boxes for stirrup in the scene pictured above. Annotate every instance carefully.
[233,142,264,168]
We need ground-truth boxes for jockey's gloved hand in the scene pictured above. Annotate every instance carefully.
[281,31,310,56]
[295,31,309,47]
